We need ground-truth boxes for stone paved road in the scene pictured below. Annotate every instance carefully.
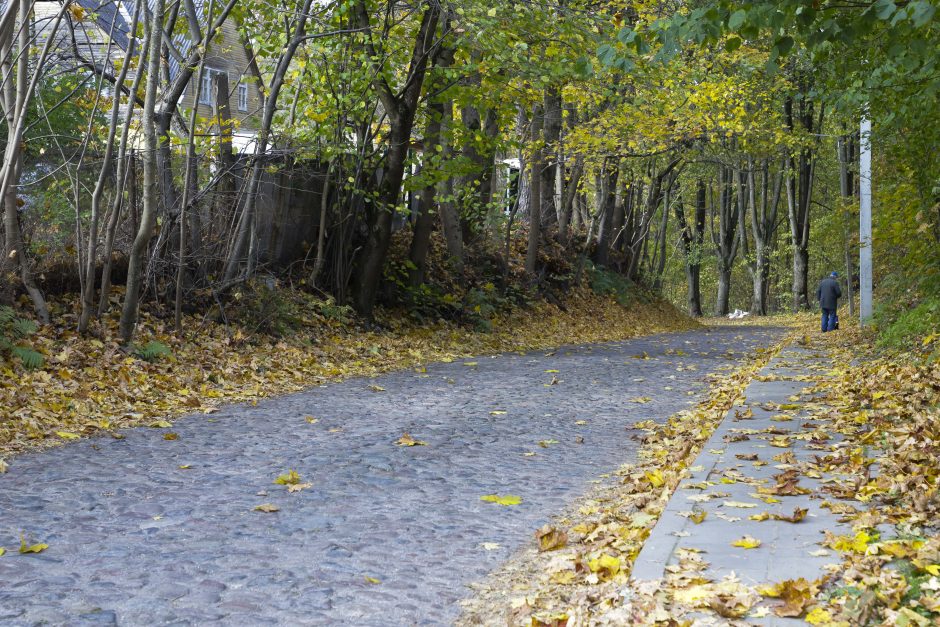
[0,326,782,626]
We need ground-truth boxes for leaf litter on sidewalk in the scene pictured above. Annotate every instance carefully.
[459,321,940,625]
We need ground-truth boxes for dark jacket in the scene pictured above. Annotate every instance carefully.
[816,277,842,310]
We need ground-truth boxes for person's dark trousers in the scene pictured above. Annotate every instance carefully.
[821,308,837,332]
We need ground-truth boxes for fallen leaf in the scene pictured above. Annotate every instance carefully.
[149,420,172,428]
[0,459,6,473]
[463,362,478,367]
[163,432,178,440]
[490,410,507,415]
[0,547,5,556]
[523,451,536,457]
[689,510,707,524]
[304,416,319,424]
[723,500,758,508]
[536,525,567,551]
[18,537,48,554]
[538,439,559,448]
[287,482,312,493]
[178,464,191,469]
[367,384,385,392]
[364,576,381,584]
[480,542,501,551]
[274,469,303,486]
[480,494,522,506]
[575,420,587,425]
[735,453,758,461]
[732,535,762,549]
[804,607,832,625]
[629,396,653,403]
[587,553,620,580]
[645,470,665,488]
[808,548,830,557]
[56,431,80,440]
[395,432,427,446]
[545,369,559,373]
[254,503,280,513]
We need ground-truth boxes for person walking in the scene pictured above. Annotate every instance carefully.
[816,271,842,332]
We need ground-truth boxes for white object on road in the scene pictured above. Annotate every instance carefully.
[727,309,750,320]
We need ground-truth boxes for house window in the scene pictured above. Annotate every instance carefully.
[237,82,248,111]
[199,69,225,105]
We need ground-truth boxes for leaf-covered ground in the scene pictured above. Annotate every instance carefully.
[0,286,695,461]
[458,317,940,626]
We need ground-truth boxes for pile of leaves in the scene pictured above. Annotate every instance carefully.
[457,334,783,625]
[0,285,696,463]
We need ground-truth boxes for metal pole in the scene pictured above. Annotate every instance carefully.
[859,115,873,324]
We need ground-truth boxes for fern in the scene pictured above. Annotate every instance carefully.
[10,317,37,339]
[134,340,172,362]
[11,346,44,370]
[0,306,43,369]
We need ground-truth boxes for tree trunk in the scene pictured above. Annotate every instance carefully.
[352,0,441,315]
[525,103,542,275]
[119,0,165,342]
[437,97,464,272]
[540,87,562,227]
[675,179,705,317]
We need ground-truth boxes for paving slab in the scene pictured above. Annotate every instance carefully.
[0,326,782,626]
[631,345,852,625]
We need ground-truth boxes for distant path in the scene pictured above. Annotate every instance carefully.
[0,326,782,626]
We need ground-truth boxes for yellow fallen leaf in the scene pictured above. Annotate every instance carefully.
[0,547,5,556]
[178,464,191,469]
[254,503,280,513]
[304,416,319,424]
[364,576,381,584]
[19,537,48,554]
[523,451,536,457]
[587,553,621,579]
[480,494,522,506]
[367,384,385,392]
[463,362,478,367]
[545,369,559,373]
[490,410,507,415]
[575,420,587,425]
[149,420,172,428]
[287,482,312,493]
[274,469,303,486]
[732,535,762,549]
[689,510,707,524]
[0,459,7,473]
[395,432,427,446]
[163,432,178,440]
[645,470,665,488]
[56,431,81,440]
[538,439,559,448]
[804,607,832,625]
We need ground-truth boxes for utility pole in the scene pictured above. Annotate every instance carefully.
[859,115,873,324]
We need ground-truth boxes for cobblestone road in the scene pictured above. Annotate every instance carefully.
[0,326,782,626]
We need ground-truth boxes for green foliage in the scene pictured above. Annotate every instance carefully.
[587,265,646,307]
[134,341,173,363]
[875,295,940,354]
[0,306,43,369]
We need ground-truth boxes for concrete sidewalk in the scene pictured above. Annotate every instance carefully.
[631,344,852,624]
